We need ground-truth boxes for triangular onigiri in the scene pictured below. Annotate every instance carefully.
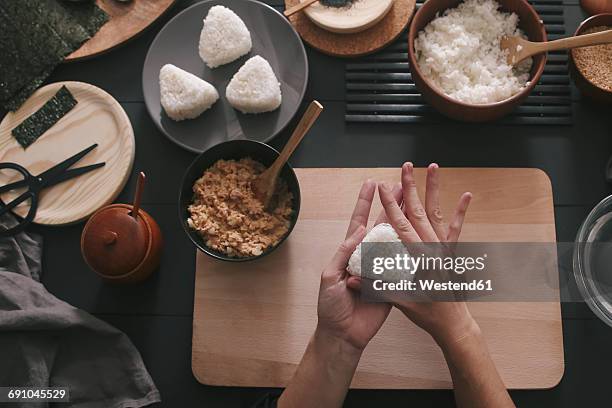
[199,6,252,68]
[159,64,219,121]
[226,56,282,114]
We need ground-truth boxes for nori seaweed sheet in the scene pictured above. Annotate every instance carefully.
[36,0,91,49]
[0,2,71,102]
[2,67,57,112]
[61,1,109,36]
[11,85,77,149]
[0,1,108,111]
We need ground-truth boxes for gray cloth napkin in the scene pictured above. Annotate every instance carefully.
[0,218,161,408]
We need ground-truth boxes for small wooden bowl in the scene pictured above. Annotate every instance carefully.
[407,0,547,122]
[580,0,612,16]
[569,13,612,103]
[303,0,394,34]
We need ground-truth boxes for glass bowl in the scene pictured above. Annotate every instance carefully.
[574,194,612,327]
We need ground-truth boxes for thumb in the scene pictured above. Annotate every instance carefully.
[328,225,366,274]
[347,276,362,291]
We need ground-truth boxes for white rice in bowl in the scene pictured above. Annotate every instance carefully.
[414,0,533,104]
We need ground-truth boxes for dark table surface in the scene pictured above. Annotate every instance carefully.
[14,0,612,406]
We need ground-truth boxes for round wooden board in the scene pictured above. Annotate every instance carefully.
[0,82,135,226]
[65,0,176,62]
[285,0,416,57]
[303,0,394,34]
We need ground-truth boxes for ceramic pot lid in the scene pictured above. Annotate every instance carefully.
[82,204,149,277]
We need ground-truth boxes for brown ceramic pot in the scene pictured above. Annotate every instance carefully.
[81,204,163,284]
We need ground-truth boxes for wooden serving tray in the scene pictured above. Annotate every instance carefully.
[0,82,135,225]
[192,168,564,389]
[65,0,176,61]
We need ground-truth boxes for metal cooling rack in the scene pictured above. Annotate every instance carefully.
[345,0,572,125]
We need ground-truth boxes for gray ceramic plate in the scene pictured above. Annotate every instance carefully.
[142,0,308,153]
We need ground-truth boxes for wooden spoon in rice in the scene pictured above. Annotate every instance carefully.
[252,100,323,210]
[501,28,612,65]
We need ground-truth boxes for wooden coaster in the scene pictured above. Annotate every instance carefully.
[0,82,135,226]
[65,0,176,61]
[285,0,416,57]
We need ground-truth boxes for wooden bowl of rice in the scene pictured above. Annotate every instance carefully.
[407,0,547,122]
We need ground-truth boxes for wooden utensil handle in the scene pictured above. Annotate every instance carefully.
[536,29,612,52]
[131,172,146,219]
[271,101,323,174]
[284,0,319,17]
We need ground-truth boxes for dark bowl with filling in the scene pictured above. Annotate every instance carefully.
[179,140,301,262]
[407,0,547,122]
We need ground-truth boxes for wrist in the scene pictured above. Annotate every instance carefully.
[434,315,482,351]
[313,326,364,364]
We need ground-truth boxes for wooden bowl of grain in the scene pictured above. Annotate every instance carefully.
[570,14,612,103]
[407,0,547,122]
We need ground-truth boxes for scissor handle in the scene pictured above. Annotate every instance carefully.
[0,162,32,191]
[0,162,38,236]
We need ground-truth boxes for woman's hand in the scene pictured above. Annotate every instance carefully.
[278,181,397,408]
[281,164,515,408]
[375,162,475,346]
[316,180,393,352]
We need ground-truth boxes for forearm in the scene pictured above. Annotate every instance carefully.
[437,321,515,408]
[278,328,362,408]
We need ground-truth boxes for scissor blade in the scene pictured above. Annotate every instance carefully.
[36,143,99,183]
[43,162,105,189]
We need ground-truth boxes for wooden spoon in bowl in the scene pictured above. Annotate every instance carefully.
[284,0,319,17]
[252,101,323,209]
[501,28,612,65]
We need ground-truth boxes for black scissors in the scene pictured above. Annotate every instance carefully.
[0,143,105,236]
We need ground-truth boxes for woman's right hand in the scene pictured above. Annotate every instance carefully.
[372,162,477,346]
[350,163,516,408]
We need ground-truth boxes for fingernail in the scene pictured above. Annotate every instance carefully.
[429,163,438,169]
[407,162,414,169]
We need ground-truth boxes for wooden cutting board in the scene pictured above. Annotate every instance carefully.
[193,168,564,389]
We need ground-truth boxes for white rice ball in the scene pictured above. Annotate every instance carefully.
[199,5,252,68]
[226,55,282,114]
[159,64,219,121]
[347,223,402,277]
